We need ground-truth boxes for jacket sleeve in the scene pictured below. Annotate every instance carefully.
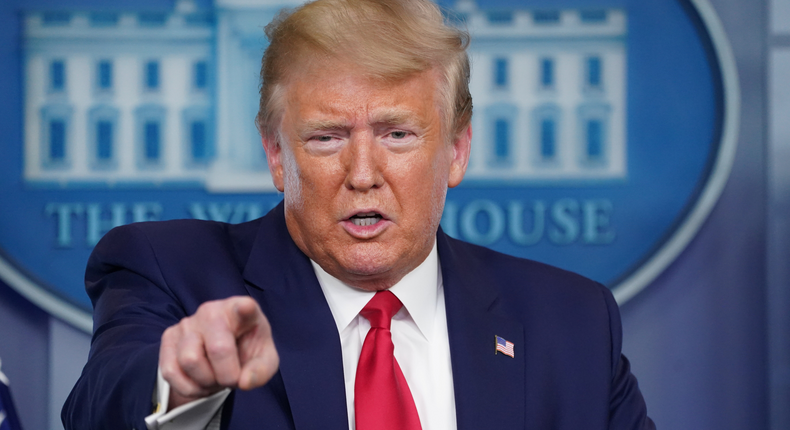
[62,224,188,430]
[600,284,657,430]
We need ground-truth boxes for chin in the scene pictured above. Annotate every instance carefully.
[338,251,399,278]
[342,257,394,277]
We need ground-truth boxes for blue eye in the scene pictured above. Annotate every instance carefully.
[391,131,408,139]
[316,135,333,142]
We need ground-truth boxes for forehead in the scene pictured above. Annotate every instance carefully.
[280,62,443,128]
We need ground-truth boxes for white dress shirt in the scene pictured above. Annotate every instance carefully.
[146,241,456,430]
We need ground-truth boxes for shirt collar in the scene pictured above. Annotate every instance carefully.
[312,240,440,340]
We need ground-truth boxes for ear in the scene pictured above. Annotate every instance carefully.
[448,124,471,188]
[262,135,285,192]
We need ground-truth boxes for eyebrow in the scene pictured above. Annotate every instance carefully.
[298,119,352,133]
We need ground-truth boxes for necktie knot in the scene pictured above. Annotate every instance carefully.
[360,290,402,329]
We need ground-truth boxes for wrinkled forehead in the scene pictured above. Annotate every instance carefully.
[282,50,438,90]
[285,64,441,123]
[273,58,449,137]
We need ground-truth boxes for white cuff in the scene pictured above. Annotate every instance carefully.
[145,367,231,430]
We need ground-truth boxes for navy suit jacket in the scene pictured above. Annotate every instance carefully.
[63,202,654,430]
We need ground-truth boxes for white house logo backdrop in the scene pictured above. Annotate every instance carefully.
[0,0,738,332]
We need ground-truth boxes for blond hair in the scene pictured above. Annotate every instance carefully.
[255,0,472,141]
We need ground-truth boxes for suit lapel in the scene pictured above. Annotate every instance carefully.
[242,203,349,430]
[438,230,526,430]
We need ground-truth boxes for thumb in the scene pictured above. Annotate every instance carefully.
[238,337,280,390]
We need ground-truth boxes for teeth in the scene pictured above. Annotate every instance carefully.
[351,215,382,227]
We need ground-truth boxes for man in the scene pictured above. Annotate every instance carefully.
[63,0,655,429]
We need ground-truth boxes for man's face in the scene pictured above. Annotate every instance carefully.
[262,62,471,291]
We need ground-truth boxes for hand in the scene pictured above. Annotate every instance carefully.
[159,296,280,410]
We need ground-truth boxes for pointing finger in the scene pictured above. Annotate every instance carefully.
[228,296,263,336]
[199,296,267,387]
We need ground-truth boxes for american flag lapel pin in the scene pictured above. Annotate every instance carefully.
[495,335,514,358]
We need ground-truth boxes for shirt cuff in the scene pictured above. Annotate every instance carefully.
[145,367,231,430]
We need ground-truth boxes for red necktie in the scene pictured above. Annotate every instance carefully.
[354,291,422,430]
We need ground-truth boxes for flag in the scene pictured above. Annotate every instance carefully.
[0,359,23,430]
[495,335,514,358]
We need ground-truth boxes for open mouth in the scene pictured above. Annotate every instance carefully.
[350,212,383,227]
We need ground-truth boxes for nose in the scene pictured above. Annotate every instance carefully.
[344,132,384,191]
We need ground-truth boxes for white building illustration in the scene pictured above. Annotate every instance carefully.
[459,1,628,181]
[23,0,627,192]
